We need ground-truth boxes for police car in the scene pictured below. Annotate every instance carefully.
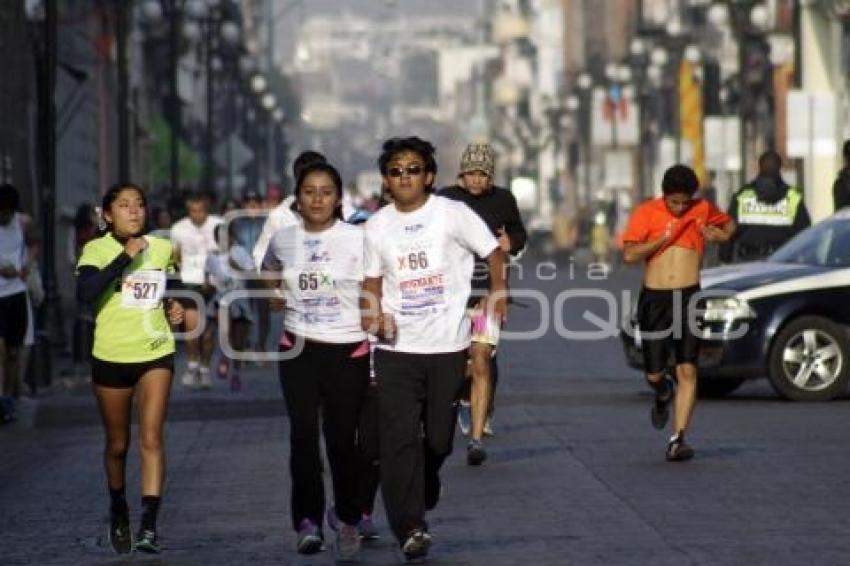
[621,210,850,401]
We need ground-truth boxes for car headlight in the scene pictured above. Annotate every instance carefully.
[702,297,756,322]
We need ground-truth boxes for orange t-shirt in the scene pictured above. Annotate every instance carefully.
[622,197,730,259]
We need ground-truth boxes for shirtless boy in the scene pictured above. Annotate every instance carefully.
[622,165,735,461]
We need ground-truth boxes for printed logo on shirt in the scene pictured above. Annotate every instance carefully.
[303,238,321,248]
[307,250,332,263]
[149,333,169,351]
[404,223,425,234]
[399,273,446,314]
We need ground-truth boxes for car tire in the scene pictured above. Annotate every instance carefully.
[698,377,745,398]
[767,316,850,401]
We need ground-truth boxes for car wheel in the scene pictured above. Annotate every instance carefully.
[698,377,745,398]
[768,316,850,401]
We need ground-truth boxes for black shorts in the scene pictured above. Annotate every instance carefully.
[175,284,214,311]
[91,354,175,388]
[637,285,701,374]
[0,291,28,347]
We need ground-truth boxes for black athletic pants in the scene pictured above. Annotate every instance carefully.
[278,338,369,531]
[374,349,466,544]
[356,382,380,515]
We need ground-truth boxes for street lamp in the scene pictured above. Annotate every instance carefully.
[261,93,277,111]
[684,44,703,65]
[708,0,775,181]
[142,0,186,198]
[199,3,241,197]
[250,73,267,94]
[141,0,242,198]
[650,46,669,67]
[575,72,594,206]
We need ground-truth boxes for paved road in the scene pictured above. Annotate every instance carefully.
[3,259,850,564]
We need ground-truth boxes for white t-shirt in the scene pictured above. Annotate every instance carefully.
[171,215,223,285]
[253,196,298,270]
[263,220,366,344]
[0,213,27,298]
[364,195,498,354]
[205,245,254,294]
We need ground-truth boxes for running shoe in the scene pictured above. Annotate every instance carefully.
[666,431,695,462]
[424,468,442,511]
[134,528,160,554]
[335,523,361,562]
[402,529,431,562]
[230,373,242,392]
[326,506,339,533]
[198,366,212,389]
[180,367,197,388]
[217,358,229,379]
[457,400,471,436]
[650,375,675,430]
[358,513,380,541]
[467,439,487,466]
[483,416,494,437]
[296,519,324,555]
[108,509,132,555]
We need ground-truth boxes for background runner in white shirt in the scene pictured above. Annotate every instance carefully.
[0,184,37,405]
[169,193,222,388]
[205,223,255,391]
[262,161,368,561]
[252,151,329,269]
[360,136,506,562]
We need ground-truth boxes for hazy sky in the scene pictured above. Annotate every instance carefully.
[273,0,482,63]
[272,0,485,185]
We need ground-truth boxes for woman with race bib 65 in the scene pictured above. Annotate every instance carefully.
[262,161,369,561]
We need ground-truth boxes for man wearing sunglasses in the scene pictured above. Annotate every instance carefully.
[361,136,507,562]
[439,143,527,466]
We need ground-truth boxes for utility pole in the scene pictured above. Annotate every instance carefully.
[169,0,181,197]
[265,0,276,187]
[116,0,130,181]
[204,15,215,193]
[37,0,62,387]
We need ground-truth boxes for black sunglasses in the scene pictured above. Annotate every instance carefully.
[387,164,425,178]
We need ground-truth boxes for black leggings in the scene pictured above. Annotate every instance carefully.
[356,383,380,515]
[278,337,369,531]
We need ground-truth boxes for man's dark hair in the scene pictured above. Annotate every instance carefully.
[377,137,438,186]
[758,150,782,175]
[0,183,20,212]
[661,165,699,196]
[292,151,327,180]
[185,191,210,204]
[843,139,850,161]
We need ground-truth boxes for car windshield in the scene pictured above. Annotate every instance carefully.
[770,217,850,267]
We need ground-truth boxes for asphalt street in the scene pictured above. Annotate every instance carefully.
[3,258,850,565]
